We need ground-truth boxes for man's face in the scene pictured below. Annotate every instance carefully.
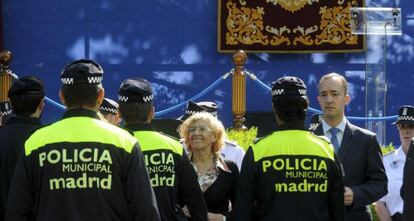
[317,77,350,121]
[397,124,414,148]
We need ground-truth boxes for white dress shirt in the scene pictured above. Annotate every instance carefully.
[321,117,347,147]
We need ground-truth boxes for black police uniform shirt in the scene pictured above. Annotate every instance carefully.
[234,123,344,221]
[5,109,160,221]
[125,123,208,221]
[401,140,414,221]
[0,116,41,221]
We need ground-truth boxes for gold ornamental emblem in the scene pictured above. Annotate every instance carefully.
[267,0,320,13]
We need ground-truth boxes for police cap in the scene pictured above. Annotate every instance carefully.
[8,76,45,98]
[271,76,307,97]
[0,101,13,116]
[60,59,103,85]
[118,78,153,103]
[393,105,414,125]
[181,101,218,121]
[99,98,119,115]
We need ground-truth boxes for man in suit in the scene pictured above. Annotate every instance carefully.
[310,73,387,221]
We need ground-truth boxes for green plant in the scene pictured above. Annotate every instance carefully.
[380,143,395,155]
[226,127,258,151]
[370,204,379,221]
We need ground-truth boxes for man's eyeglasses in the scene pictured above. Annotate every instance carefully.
[187,126,212,134]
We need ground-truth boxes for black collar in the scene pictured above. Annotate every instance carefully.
[124,123,155,132]
[6,115,41,126]
[275,121,307,131]
[62,108,98,119]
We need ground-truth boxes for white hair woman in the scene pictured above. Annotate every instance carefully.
[179,112,238,221]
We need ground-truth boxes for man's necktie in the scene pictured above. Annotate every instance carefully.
[329,127,340,152]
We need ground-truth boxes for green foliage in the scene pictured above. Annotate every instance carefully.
[226,127,258,151]
[380,143,395,155]
[370,204,379,221]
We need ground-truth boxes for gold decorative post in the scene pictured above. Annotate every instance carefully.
[0,50,13,102]
[232,50,247,130]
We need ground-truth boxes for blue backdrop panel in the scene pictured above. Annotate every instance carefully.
[2,0,414,146]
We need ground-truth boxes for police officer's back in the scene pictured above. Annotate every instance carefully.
[118,78,208,221]
[234,76,344,221]
[0,76,44,221]
[5,60,160,221]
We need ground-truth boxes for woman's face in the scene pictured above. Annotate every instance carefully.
[397,124,414,149]
[187,119,216,152]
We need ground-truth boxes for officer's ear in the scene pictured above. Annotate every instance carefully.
[96,88,105,107]
[59,89,67,106]
[149,106,154,121]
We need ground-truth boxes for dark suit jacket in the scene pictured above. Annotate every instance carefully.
[311,121,387,221]
[401,140,414,221]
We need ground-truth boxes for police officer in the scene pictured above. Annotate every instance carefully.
[375,105,414,221]
[118,78,208,221]
[99,97,121,125]
[180,101,245,170]
[6,60,160,221]
[0,101,13,126]
[402,138,414,221]
[0,76,45,221]
[234,76,344,221]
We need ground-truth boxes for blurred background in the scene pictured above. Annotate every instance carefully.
[1,0,413,146]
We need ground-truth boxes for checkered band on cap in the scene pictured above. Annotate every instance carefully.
[271,88,306,96]
[0,101,13,116]
[60,59,104,85]
[118,95,129,103]
[185,110,218,118]
[397,115,414,122]
[61,76,103,85]
[271,76,307,98]
[1,109,12,116]
[118,94,153,103]
[99,107,117,115]
[394,105,414,125]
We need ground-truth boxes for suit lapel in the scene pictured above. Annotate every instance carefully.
[338,121,355,160]
[311,121,355,160]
